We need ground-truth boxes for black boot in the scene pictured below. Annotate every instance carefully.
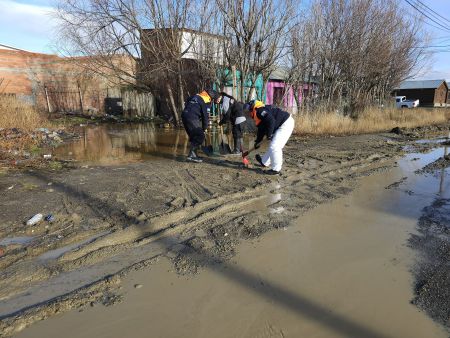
[232,137,243,155]
[187,146,203,163]
[255,154,267,167]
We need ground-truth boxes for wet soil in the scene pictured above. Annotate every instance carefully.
[14,157,449,338]
[0,122,449,336]
[408,144,450,328]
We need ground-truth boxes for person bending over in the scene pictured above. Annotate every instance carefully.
[181,89,220,162]
[218,93,246,154]
[243,100,294,175]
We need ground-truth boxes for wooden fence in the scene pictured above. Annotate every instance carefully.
[45,86,155,118]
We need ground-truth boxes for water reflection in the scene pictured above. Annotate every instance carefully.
[54,123,190,165]
[54,123,254,166]
[399,146,450,198]
[439,146,448,196]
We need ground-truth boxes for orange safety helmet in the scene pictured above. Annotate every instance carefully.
[247,100,265,126]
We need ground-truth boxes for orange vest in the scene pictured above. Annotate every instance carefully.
[198,91,212,104]
[250,101,265,126]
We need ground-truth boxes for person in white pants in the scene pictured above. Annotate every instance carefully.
[243,100,294,175]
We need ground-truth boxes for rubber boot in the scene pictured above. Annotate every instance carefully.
[187,145,203,163]
[232,137,243,155]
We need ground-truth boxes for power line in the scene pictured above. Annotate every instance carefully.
[432,36,450,42]
[413,44,450,49]
[404,0,450,33]
[415,0,450,26]
[412,0,450,30]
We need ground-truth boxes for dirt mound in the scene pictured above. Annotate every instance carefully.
[415,154,450,175]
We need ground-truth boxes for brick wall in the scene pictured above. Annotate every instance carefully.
[0,50,123,112]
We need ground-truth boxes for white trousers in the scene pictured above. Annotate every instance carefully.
[261,115,294,172]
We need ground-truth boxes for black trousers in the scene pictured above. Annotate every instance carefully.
[232,123,245,138]
[182,116,205,147]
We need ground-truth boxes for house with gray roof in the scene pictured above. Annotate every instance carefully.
[392,79,449,107]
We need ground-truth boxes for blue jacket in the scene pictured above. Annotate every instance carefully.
[181,94,211,130]
[254,105,290,144]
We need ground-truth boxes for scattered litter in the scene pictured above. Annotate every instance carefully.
[26,213,43,226]
[224,232,228,237]
[134,284,143,289]
[43,154,52,159]
[45,214,55,222]
[57,234,63,239]
[7,185,13,190]
[47,182,53,185]
[0,246,5,257]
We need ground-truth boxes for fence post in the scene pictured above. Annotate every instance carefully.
[77,84,84,113]
[44,86,52,113]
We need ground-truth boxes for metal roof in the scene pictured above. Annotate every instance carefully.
[395,79,447,90]
[269,68,319,83]
[269,68,289,80]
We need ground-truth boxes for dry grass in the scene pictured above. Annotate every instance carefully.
[0,95,48,131]
[295,107,450,135]
[0,96,50,152]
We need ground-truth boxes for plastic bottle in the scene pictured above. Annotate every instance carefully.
[26,213,43,226]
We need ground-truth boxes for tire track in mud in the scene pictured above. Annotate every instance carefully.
[173,169,211,206]
[56,145,396,273]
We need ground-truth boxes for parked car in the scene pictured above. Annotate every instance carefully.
[395,96,419,108]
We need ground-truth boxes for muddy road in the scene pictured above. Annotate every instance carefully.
[0,123,449,337]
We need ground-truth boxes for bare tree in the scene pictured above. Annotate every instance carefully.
[215,0,297,102]
[55,0,215,124]
[288,0,429,117]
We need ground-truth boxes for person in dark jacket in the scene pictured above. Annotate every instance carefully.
[243,100,294,175]
[181,89,220,162]
[218,93,246,154]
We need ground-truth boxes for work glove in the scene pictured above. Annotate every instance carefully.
[254,141,261,149]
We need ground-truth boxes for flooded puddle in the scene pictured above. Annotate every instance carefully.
[415,137,449,144]
[52,123,252,166]
[0,236,34,246]
[38,231,110,262]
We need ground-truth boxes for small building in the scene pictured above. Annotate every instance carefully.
[392,79,449,107]
[265,68,317,114]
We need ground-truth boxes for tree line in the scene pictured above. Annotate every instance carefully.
[55,0,430,122]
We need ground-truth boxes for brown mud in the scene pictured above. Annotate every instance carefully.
[0,122,449,336]
[14,155,449,338]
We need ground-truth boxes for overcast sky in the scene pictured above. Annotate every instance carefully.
[0,0,449,81]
